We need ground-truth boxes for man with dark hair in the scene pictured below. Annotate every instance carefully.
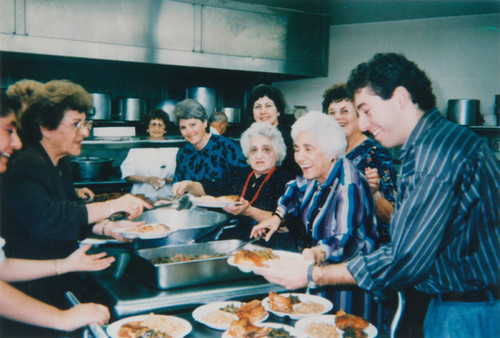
[256,53,500,337]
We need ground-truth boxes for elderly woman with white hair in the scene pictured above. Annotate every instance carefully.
[177,122,294,247]
[250,111,379,317]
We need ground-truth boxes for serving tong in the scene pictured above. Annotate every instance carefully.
[109,194,192,221]
[65,291,109,338]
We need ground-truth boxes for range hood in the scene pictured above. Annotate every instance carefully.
[0,0,329,77]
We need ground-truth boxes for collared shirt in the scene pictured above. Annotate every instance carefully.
[173,134,247,183]
[277,158,378,262]
[347,108,500,294]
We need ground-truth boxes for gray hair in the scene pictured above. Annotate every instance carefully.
[173,99,208,131]
[240,122,287,166]
[291,111,347,159]
[209,111,228,123]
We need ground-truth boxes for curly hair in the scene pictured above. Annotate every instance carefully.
[321,82,350,113]
[1,92,21,117]
[173,99,209,132]
[144,108,170,126]
[246,84,286,121]
[6,79,43,106]
[346,53,436,110]
[240,122,287,166]
[21,80,92,142]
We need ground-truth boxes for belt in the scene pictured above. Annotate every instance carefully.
[434,286,500,303]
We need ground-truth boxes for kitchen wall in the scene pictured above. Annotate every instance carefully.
[272,14,500,117]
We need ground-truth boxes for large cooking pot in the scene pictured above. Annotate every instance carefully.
[131,207,230,248]
[88,93,111,120]
[71,156,113,181]
[223,107,241,124]
[447,99,480,126]
[118,98,147,121]
[186,87,217,117]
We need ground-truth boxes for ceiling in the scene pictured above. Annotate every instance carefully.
[234,0,500,25]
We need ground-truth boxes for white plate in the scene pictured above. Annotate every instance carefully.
[295,314,378,338]
[192,301,268,331]
[227,249,304,273]
[222,322,298,338]
[262,293,333,320]
[106,314,192,338]
[190,196,241,208]
[114,224,174,240]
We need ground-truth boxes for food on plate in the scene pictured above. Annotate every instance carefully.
[199,195,241,202]
[266,327,294,338]
[305,322,339,338]
[117,314,184,338]
[293,301,326,315]
[125,224,170,234]
[227,318,271,338]
[335,310,369,330]
[268,292,295,313]
[237,299,268,322]
[342,326,368,338]
[233,249,278,268]
[151,253,225,264]
[202,309,236,327]
[220,303,240,314]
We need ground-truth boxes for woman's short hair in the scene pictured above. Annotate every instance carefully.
[144,108,170,126]
[291,111,347,159]
[322,83,350,113]
[6,79,43,106]
[240,122,287,166]
[246,84,286,119]
[21,80,92,142]
[1,92,21,117]
[173,99,209,132]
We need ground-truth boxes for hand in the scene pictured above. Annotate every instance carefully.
[254,257,309,290]
[250,215,281,241]
[105,220,146,241]
[109,194,152,220]
[302,248,316,264]
[76,188,94,202]
[60,244,115,273]
[60,303,110,331]
[146,176,166,190]
[223,198,249,216]
[172,180,193,196]
[364,167,380,193]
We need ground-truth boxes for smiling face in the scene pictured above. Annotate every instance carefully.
[147,118,166,140]
[179,118,210,150]
[0,111,22,173]
[327,100,362,140]
[294,131,333,183]
[354,87,408,148]
[253,96,279,126]
[41,110,89,162]
[248,135,278,177]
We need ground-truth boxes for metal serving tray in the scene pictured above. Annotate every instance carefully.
[127,240,254,290]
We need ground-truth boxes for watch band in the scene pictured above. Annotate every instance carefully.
[307,263,318,289]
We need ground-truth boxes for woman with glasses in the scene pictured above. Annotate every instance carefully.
[0,80,150,335]
[121,109,178,198]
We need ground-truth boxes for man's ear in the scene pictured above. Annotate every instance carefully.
[393,86,412,108]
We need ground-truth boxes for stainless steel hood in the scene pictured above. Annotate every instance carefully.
[0,0,329,77]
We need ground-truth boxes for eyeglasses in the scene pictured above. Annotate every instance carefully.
[61,120,94,132]
[149,122,165,128]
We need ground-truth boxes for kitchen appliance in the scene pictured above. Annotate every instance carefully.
[155,99,179,122]
[186,87,217,117]
[88,93,111,120]
[223,107,241,124]
[447,99,481,125]
[71,156,113,181]
[118,98,147,121]
[128,240,252,290]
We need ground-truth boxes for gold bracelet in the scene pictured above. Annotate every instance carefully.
[101,221,109,236]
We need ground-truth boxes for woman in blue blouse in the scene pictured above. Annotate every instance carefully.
[322,83,397,242]
[172,99,248,195]
[250,111,379,319]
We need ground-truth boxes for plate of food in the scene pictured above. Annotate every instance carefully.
[295,311,378,338]
[227,248,304,273]
[222,319,298,338]
[106,314,192,338]
[115,223,173,239]
[192,299,268,331]
[190,195,242,208]
[262,292,333,320]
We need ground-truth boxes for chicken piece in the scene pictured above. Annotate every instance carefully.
[237,299,267,322]
[233,250,266,267]
[269,292,293,313]
[335,310,369,330]
[227,318,271,338]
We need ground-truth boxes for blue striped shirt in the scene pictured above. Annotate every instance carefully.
[277,158,379,262]
[347,108,500,294]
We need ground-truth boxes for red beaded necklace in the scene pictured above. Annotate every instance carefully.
[240,166,276,206]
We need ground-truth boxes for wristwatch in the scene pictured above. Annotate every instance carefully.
[307,263,319,289]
